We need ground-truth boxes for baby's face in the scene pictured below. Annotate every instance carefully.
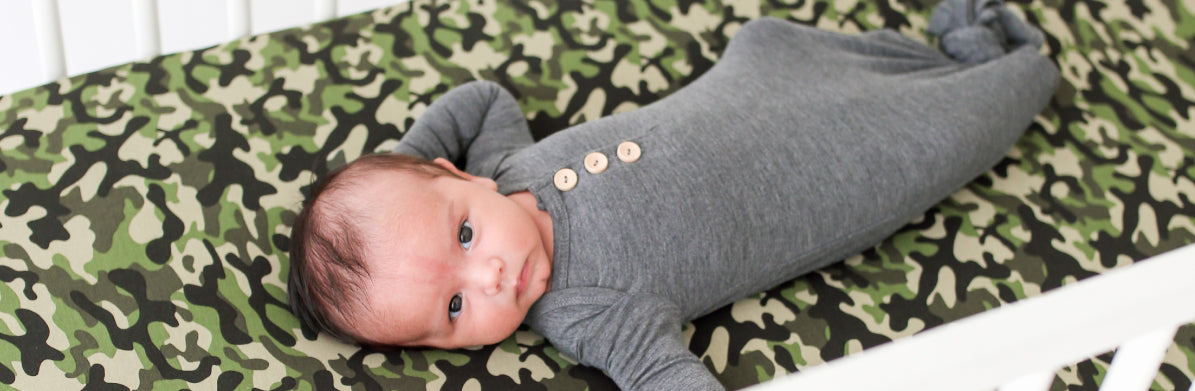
[345,160,553,348]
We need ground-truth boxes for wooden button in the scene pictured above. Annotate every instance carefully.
[617,141,641,163]
[553,168,578,191]
[584,152,608,174]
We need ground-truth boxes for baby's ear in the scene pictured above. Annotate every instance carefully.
[432,158,498,191]
[431,157,461,174]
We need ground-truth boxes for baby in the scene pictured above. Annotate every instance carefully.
[288,0,1058,389]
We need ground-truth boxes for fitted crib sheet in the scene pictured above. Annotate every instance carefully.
[1,0,1193,389]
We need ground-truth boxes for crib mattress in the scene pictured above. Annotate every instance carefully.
[1,0,1193,389]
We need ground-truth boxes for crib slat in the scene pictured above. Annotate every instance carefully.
[248,0,334,35]
[1099,327,1178,391]
[131,0,159,59]
[315,0,336,22]
[58,0,159,75]
[0,0,64,95]
[227,0,251,39]
[337,0,408,16]
[156,0,240,54]
[998,369,1056,391]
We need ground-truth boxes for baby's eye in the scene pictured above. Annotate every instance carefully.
[458,220,474,250]
[448,293,463,320]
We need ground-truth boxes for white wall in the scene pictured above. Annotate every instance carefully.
[0,0,409,96]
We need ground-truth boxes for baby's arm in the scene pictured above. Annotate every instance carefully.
[393,80,534,178]
[532,290,725,390]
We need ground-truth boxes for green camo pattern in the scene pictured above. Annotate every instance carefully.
[1,0,1194,389]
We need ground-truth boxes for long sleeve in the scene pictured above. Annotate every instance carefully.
[527,289,725,391]
[392,80,534,178]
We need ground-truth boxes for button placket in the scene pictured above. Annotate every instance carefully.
[557,141,642,191]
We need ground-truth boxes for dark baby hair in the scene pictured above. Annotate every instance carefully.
[287,153,459,343]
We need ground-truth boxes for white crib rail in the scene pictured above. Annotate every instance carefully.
[749,243,1195,391]
[0,0,409,96]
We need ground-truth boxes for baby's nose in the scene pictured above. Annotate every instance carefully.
[473,258,504,296]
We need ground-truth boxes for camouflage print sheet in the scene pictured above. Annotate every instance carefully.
[1,0,1193,389]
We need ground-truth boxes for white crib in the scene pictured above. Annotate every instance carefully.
[752,244,1195,391]
[0,0,409,96]
[2,2,1191,390]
